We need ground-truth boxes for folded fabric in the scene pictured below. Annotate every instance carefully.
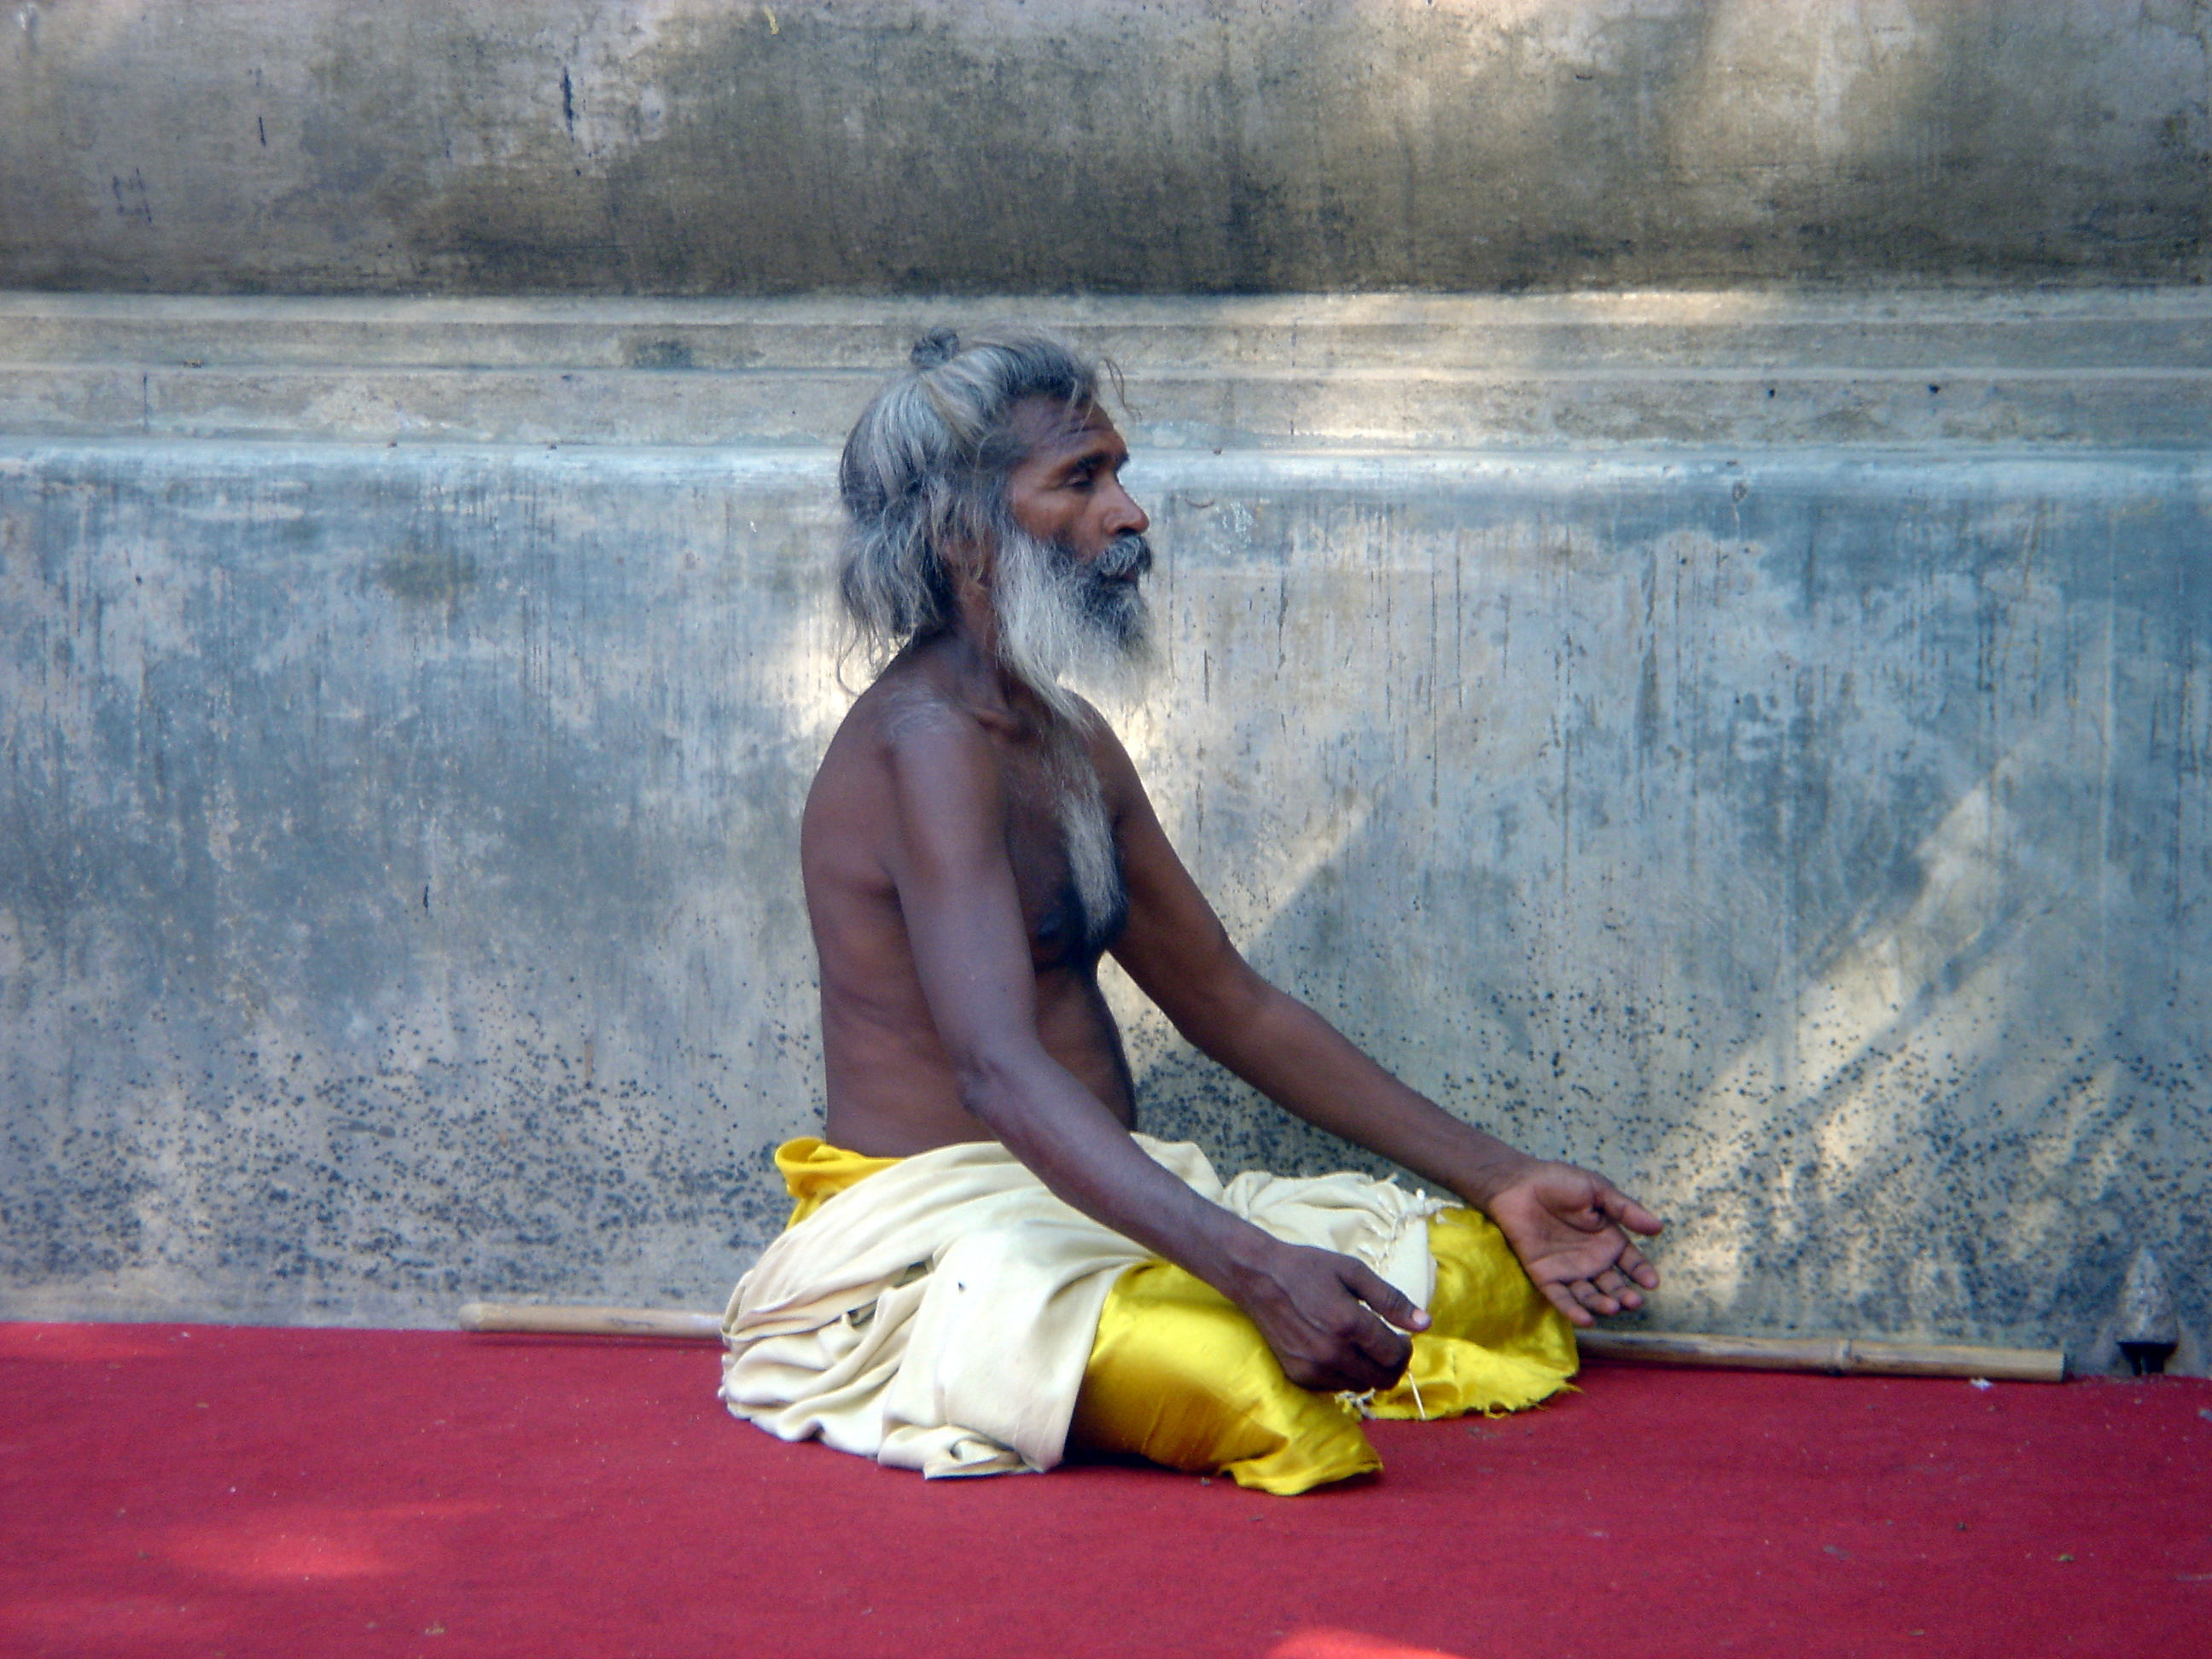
[1076,1205,1580,1493]
[721,1134,1575,1488]
[720,1141,1451,1477]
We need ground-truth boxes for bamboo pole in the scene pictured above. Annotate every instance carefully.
[457,1301,722,1340]
[456,1301,2065,1382]
[1575,1329,2065,1382]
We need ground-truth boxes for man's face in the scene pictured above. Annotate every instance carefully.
[1003,398,1150,566]
[989,397,1156,707]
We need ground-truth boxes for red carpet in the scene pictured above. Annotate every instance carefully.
[3,1321,2208,1658]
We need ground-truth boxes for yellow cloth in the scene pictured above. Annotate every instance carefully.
[729,1135,1448,1480]
[780,1138,903,1227]
[765,1138,1577,1496]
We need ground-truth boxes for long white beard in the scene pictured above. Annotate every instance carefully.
[1045,726,1121,944]
[991,523,1154,935]
[991,524,1155,730]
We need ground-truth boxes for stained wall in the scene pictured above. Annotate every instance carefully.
[4,299,2208,1365]
[3,0,2205,296]
[3,0,2209,1368]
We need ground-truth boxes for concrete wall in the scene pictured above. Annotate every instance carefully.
[4,0,2209,1369]
[4,292,2209,1371]
[3,441,833,1323]
[3,0,2206,296]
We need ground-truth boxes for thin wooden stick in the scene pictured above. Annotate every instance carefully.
[457,1301,721,1340]
[456,1301,2065,1382]
[1575,1329,2065,1383]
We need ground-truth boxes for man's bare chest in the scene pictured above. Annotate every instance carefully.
[997,753,1126,970]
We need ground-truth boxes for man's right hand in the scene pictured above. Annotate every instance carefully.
[1481,1161,1662,1328]
[1225,1237,1433,1394]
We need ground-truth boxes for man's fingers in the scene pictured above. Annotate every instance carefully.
[1540,1281,1596,1329]
[1545,1267,1644,1326]
[1348,1313,1414,1382]
[1279,1354,1354,1393]
[1340,1260,1430,1335]
[1257,1247,1428,1393]
[1336,1263,1418,1385]
[1586,1187,1663,1295]
[1616,1239,1661,1290]
[1597,1185,1665,1237]
[1570,1278,1621,1317]
[1592,1266,1644,1311]
[1279,1312,1409,1394]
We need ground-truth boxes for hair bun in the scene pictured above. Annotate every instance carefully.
[910,327,960,370]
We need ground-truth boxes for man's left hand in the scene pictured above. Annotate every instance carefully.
[1481,1163,1663,1327]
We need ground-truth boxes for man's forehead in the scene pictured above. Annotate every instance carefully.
[1008,395,1126,463]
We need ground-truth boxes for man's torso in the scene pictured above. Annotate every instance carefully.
[802,648,1137,1155]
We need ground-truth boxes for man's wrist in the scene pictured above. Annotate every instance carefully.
[1208,1215,1295,1306]
[1452,1148,1541,1214]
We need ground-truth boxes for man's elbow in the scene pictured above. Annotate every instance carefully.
[950,1045,1043,1130]
[1165,958,1277,1052]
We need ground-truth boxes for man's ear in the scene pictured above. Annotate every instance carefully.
[938,532,997,611]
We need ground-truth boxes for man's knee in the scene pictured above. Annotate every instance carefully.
[1072,1260,1380,1493]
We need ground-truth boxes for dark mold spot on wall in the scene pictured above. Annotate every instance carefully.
[625,337,695,371]
[373,543,479,607]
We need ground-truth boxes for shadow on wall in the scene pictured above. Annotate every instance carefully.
[1,0,2204,292]
[1109,454,2212,1367]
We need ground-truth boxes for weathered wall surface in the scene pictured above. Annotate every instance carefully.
[3,293,2209,1368]
[3,444,836,1322]
[3,0,2205,296]
[3,0,2206,1377]
[1129,451,2212,1367]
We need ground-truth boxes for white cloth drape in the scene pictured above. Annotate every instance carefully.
[719,1134,1445,1478]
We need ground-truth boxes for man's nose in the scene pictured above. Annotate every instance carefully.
[1104,479,1149,538]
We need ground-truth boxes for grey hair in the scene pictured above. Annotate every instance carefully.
[835,325,1116,663]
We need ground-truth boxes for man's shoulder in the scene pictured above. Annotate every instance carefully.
[807,672,969,864]
[817,659,1141,809]
[813,664,1000,811]
[837,661,990,756]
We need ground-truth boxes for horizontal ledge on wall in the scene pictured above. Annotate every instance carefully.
[2,289,2207,454]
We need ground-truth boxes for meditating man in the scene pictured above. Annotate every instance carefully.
[719,328,1662,1493]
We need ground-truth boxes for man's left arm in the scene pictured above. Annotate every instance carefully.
[1096,730,1662,1326]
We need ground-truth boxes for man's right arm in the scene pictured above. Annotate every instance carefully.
[881,708,1429,1394]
